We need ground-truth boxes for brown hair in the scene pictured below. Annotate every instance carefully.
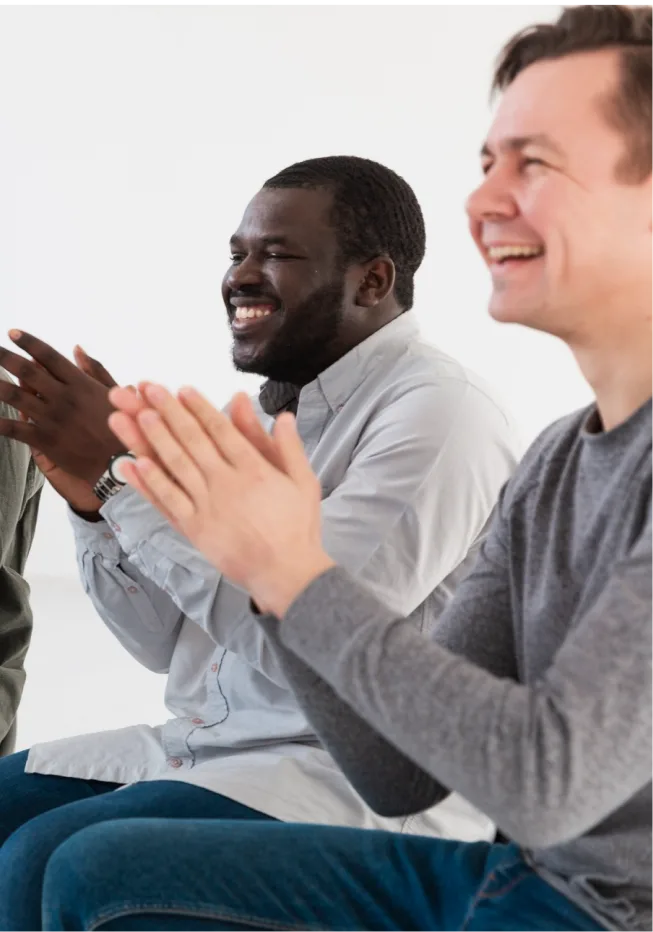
[493,6,652,183]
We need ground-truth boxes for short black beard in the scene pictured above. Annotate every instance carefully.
[232,279,347,386]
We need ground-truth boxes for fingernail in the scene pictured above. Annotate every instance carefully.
[145,384,166,403]
[9,329,21,340]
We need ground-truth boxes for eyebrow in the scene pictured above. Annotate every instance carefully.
[480,134,565,160]
[229,234,299,249]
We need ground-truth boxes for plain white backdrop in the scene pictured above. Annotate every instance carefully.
[0,5,593,747]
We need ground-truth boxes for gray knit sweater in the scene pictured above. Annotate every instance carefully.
[260,399,652,931]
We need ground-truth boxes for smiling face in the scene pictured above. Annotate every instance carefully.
[222,187,355,386]
[466,49,652,342]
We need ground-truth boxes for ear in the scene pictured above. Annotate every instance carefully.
[354,257,396,308]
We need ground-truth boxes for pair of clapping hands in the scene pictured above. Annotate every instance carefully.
[0,330,334,617]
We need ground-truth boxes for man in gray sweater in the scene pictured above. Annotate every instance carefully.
[37,5,652,932]
[0,373,42,756]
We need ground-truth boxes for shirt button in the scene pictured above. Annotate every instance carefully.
[127,586,138,594]
[167,757,182,769]
[191,718,204,725]
[210,663,218,673]
[103,532,113,540]
[111,522,122,533]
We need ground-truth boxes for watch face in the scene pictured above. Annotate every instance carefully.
[110,454,136,484]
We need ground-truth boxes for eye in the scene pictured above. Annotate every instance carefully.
[520,157,547,172]
[266,253,297,261]
[230,253,244,263]
[481,161,493,176]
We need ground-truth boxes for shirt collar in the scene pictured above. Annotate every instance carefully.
[258,380,300,416]
[258,312,419,416]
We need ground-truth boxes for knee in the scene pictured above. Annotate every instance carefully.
[0,748,30,777]
[0,749,36,845]
[42,822,134,931]
[1,812,59,881]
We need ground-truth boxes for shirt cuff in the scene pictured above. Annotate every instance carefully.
[99,487,168,554]
[68,506,121,559]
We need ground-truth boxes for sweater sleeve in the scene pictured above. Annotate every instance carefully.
[256,496,517,818]
[276,505,651,847]
[256,612,448,816]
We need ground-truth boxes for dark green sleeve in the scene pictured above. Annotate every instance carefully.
[0,398,43,755]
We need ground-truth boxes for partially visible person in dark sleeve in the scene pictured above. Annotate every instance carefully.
[0,369,42,756]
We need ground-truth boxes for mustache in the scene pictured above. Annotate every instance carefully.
[228,288,280,304]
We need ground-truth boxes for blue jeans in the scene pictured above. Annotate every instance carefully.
[0,751,275,931]
[42,819,605,931]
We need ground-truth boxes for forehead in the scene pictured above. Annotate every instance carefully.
[485,50,624,166]
[232,186,336,248]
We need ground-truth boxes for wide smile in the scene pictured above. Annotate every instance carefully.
[486,244,545,276]
[230,302,281,334]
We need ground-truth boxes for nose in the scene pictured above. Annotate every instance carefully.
[225,253,264,291]
[465,168,518,226]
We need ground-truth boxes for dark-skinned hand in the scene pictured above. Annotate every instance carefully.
[0,331,147,514]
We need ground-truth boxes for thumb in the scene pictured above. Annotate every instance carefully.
[31,449,57,475]
[273,413,317,488]
[230,393,284,471]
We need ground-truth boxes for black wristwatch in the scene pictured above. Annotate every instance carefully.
[93,452,137,504]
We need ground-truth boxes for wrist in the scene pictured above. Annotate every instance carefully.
[250,551,336,618]
[92,450,135,505]
[71,503,104,522]
[87,441,128,487]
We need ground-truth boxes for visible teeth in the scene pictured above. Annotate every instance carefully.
[488,245,544,261]
[234,306,274,321]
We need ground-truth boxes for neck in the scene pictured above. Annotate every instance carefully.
[295,305,405,387]
[569,314,652,432]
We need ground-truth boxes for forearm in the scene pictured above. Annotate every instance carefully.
[72,511,183,673]
[258,613,447,816]
[73,493,291,684]
[278,564,651,848]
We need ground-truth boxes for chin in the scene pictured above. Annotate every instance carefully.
[232,344,270,376]
[489,299,569,341]
[488,287,547,326]
[488,301,529,326]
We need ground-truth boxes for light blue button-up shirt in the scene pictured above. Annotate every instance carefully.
[27,314,521,838]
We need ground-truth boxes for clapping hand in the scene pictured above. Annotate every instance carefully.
[108,385,335,616]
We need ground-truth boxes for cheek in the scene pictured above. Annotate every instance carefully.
[516,177,580,258]
[517,175,556,228]
[284,265,335,300]
[273,270,316,309]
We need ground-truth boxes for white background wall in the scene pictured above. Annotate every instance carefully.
[0,5,593,747]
